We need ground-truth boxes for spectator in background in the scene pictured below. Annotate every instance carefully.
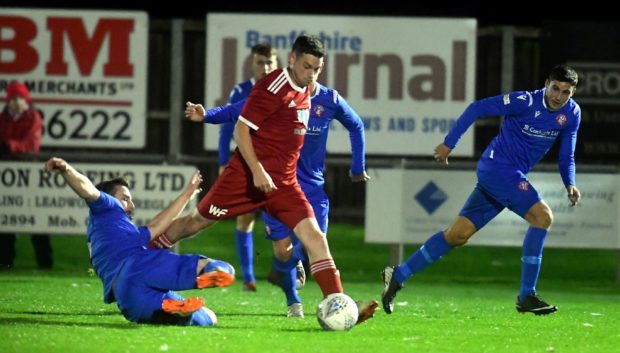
[0,81,52,270]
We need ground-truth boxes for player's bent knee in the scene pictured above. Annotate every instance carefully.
[445,232,470,246]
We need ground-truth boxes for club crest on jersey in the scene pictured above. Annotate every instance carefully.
[555,114,568,126]
[313,104,325,117]
[518,181,530,192]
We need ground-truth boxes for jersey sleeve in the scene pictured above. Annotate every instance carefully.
[558,103,581,187]
[137,226,152,246]
[334,92,366,175]
[444,91,533,149]
[204,100,243,124]
[86,192,120,215]
[227,85,244,104]
[239,84,282,130]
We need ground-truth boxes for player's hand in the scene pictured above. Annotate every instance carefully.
[185,170,203,200]
[185,101,206,122]
[567,185,581,206]
[252,164,278,193]
[44,157,68,173]
[350,170,371,182]
[434,143,452,165]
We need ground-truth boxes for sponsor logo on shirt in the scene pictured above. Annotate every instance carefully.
[535,110,541,118]
[555,114,568,126]
[518,181,530,192]
[293,128,306,135]
[517,94,527,101]
[208,204,228,217]
[521,124,559,139]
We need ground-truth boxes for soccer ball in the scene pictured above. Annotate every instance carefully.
[316,293,358,331]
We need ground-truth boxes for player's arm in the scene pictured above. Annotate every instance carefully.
[43,157,100,201]
[233,121,277,193]
[438,91,533,164]
[184,100,243,125]
[558,106,581,206]
[334,94,369,182]
[147,170,202,239]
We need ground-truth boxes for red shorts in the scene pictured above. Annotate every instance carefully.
[197,158,314,230]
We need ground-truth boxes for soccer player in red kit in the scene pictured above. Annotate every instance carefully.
[163,34,377,325]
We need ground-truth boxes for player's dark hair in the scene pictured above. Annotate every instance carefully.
[96,177,129,195]
[292,34,326,59]
[251,43,277,57]
[548,64,578,87]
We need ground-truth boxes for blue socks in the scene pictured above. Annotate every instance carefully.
[235,230,255,283]
[519,227,547,300]
[394,231,453,285]
[273,256,301,305]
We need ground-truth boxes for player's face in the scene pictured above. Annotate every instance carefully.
[113,185,135,217]
[288,52,324,88]
[545,80,575,111]
[252,53,278,80]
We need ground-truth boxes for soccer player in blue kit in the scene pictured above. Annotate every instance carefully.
[219,43,279,292]
[184,75,369,318]
[43,157,235,326]
[381,64,582,316]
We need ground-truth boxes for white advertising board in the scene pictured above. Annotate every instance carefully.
[205,14,476,156]
[0,8,148,148]
[0,161,198,234]
[365,168,620,249]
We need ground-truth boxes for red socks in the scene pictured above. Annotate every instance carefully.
[310,258,343,297]
[149,233,174,249]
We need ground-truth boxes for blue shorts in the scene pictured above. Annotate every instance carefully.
[263,185,329,241]
[459,160,541,230]
[114,250,210,325]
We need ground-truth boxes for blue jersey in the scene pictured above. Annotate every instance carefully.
[205,82,366,188]
[218,79,255,166]
[444,88,581,186]
[86,192,150,303]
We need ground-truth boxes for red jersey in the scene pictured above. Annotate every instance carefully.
[238,68,310,186]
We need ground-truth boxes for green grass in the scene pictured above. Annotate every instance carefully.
[2,220,620,353]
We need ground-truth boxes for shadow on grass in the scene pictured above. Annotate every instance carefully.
[11,310,120,316]
[216,312,282,318]
[0,317,138,329]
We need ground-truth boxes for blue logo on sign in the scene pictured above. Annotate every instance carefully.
[415,181,448,214]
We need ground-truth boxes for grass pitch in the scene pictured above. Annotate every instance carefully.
[1,221,619,353]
